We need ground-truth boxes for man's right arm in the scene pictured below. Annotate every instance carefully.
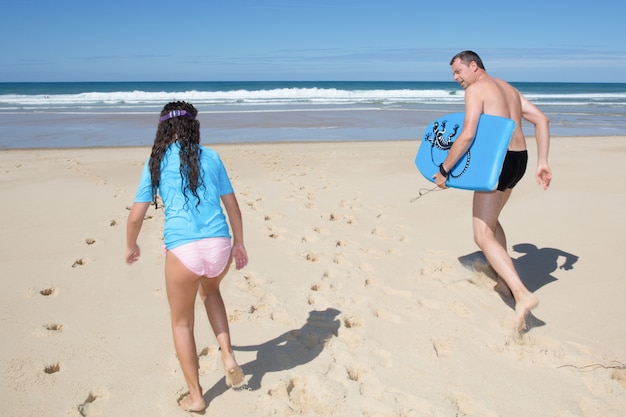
[434,87,483,187]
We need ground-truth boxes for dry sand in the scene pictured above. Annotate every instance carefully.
[1,138,625,416]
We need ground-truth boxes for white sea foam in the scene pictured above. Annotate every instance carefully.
[0,88,465,111]
[2,86,625,113]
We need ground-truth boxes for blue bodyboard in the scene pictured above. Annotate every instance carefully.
[415,112,516,191]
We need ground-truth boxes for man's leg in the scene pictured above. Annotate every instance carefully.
[472,190,538,332]
[492,192,514,298]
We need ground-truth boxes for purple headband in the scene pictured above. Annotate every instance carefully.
[158,109,196,122]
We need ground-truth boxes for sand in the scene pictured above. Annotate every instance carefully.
[1,138,625,417]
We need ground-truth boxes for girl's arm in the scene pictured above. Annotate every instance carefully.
[125,202,150,264]
[221,193,248,270]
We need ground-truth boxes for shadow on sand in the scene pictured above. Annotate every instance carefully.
[458,243,578,331]
[203,308,341,405]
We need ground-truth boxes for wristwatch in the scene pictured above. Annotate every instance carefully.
[439,163,449,178]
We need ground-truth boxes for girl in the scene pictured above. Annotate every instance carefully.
[125,101,248,412]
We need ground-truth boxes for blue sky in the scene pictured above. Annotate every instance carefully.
[2,0,625,83]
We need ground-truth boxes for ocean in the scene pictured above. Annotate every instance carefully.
[1,81,625,149]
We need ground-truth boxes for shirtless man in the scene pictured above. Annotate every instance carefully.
[434,51,552,333]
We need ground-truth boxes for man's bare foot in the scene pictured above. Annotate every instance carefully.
[222,350,245,388]
[178,393,207,413]
[514,293,539,333]
[494,276,513,299]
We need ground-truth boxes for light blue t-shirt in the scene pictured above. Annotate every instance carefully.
[134,143,234,249]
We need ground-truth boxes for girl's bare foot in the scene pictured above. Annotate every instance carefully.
[179,393,207,413]
[225,365,245,388]
[222,350,245,388]
[514,293,539,333]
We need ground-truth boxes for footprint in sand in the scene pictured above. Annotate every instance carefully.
[307,270,347,310]
[39,287,57,297]
[419,257,454,278]
[309,282,326,292]
[301,252,320,262]
[371,307,402,323]
[332,254,352,267]
[345,364,370,383]
[77,389,109,417]
[231,272,290,324]
[327,350,392,403]
[342,315,362,329]
[307,291,332,309]
[72,258,86,268]
[229,272,273,321]
[301,229,323,244]
[338,198,362,210]
[237,272,266,297]
[44,362,61,374]
[612,368,626,389]
[370,227,396,240]
[432,338,454,357]
[46,323,64,332]
[65,159,81,172]
[328,212,357,226]
[449,394,481,416]
[304,195,317,209]
[245,199,260,211]
[198,346,220,375]
[364,277,378,287]
[266,375,346,415]
[33,323,64,338]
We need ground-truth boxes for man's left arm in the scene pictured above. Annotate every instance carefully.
[521,95,552,189]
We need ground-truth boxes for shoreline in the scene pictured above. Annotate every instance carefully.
[2,134,626,152]
[1,138,624,416]
[2,104,625,149]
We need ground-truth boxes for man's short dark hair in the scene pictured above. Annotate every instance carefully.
[450,50,485,70]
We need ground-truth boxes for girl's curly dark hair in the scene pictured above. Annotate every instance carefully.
[149,101,203,209]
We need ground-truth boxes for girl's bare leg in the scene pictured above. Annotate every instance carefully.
[165,251,206,412]
[199,262,245,387]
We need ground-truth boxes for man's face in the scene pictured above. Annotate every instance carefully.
[451,58,475,89]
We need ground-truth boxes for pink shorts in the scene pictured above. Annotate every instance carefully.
[169,238,232,278]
